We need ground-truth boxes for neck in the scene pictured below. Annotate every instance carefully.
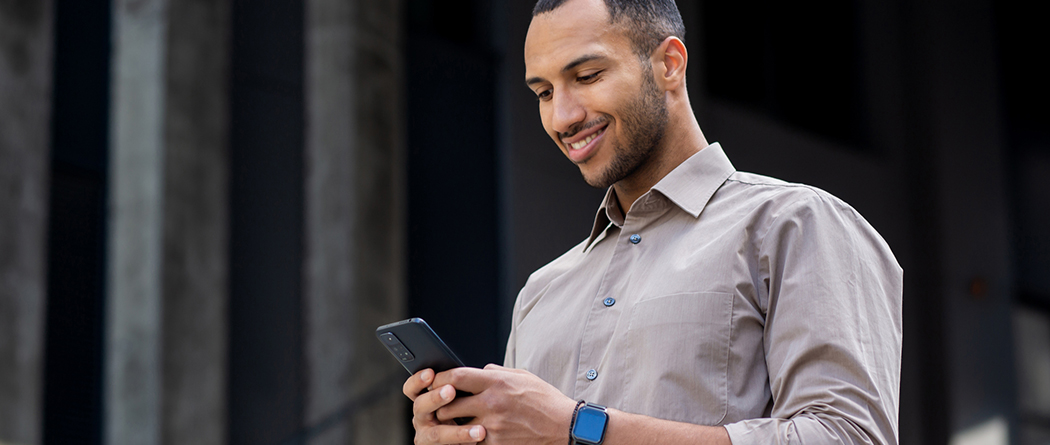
[613,101,708,214]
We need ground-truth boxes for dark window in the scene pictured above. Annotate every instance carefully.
[703,1,866,149]
[405,0,501,370]
[998,0,1050,439]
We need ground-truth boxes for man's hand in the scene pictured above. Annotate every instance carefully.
[404,368,486,445]
[404,364,577,445]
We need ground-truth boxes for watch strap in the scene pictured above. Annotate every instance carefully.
[568,400,586,445]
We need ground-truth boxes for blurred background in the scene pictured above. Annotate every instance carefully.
[1,0,1047,443]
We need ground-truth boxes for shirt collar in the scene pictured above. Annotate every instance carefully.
[651,142,736,218]
[584,142,736,250]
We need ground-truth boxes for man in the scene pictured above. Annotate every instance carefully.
[403,0,903,443]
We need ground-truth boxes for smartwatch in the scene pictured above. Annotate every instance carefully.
[571,402,608,444]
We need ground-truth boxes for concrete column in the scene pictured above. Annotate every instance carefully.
[108,0,169,441]
[0,2,54,444]
[159,0,230,443]
[107,0,229,443]
[304,0,406,443]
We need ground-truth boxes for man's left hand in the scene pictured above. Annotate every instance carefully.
[433,364,577,445]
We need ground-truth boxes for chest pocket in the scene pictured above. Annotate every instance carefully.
[622,291,733,425]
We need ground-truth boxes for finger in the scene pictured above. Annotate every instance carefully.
[416,424,486,445]
[485,363,530,376]
[404,369,435,401]
[432,367,493,395]
[435,391,491,423]
[413,384,457,420]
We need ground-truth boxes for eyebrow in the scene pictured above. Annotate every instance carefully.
[525,53,608,87]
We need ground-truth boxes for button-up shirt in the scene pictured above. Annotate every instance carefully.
[504,143,903,444]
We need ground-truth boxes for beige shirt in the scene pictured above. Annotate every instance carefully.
[504,143,903,444]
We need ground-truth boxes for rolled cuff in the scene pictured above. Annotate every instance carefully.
[724,414,891,445]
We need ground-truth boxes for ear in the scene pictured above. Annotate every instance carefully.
[652,36,688,91]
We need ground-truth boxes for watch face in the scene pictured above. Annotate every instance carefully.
[573,406,608,443]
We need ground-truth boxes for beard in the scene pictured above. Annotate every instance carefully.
[582,64,668,189]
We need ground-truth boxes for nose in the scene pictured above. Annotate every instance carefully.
[550,90,586,136]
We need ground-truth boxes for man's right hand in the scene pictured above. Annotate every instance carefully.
[403,368,487,445]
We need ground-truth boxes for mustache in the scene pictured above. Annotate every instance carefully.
[559,116,608,140]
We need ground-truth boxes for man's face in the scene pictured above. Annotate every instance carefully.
[524,0,668,189]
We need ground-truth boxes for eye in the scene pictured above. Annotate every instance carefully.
[536,88,552,102]
[577,70,603,83]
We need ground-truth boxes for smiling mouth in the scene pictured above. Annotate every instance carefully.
[568,126,606,150]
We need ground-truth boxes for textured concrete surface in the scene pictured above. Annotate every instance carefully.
[305,0,406,443]
[107,0,169,442]
[347,2,408,441]
[107,0,230,443]
[159,0,230,443]
[0,1,53,444]
[305,0,357,438]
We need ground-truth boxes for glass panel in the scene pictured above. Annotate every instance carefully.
[1015,307,1050,418]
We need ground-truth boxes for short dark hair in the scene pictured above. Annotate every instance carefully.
[532,0,686,60]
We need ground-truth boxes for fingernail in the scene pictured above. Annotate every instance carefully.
[421,369,432,382]
[469,426,483,440]
[440,385,454,400]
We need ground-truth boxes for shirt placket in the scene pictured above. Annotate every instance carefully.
[573,198,658,402]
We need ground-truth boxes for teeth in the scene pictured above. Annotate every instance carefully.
[569,128,604,150]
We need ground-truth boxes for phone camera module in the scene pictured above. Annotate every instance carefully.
[380,332,414,362]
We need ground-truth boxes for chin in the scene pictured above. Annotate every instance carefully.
[579,169,614,189]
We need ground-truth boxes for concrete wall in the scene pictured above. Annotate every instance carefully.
[106,0,170,438]
[159,0,231,443]
[304,0,406,443]
[107,0,229,443]
[0,1,54,444]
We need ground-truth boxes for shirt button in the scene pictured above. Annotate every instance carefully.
[629,234,641,244]
[586,369,598,380]
[603,297,615,307]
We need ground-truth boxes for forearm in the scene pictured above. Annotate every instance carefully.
[602,409,731,445]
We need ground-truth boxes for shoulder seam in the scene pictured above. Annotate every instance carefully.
[726,176,812,190]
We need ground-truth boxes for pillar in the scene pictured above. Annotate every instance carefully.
[0,1,54,444]
[304,0,406,443]
[107,0,230,443]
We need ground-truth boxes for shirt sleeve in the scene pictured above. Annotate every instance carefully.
[503,294,522,368]
[724,193,904,445]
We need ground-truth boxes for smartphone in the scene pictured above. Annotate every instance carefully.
[377,318,473,424]
[376,318,465,376]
